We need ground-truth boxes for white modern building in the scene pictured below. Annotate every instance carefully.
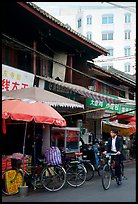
[35,2,136,75]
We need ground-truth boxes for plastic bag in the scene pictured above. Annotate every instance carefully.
[45,146,62,165]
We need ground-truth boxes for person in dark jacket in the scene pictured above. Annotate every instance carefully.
[103,129,123,185]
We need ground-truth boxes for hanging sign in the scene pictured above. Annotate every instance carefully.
[2,64,35,92]
[86,98,135,115]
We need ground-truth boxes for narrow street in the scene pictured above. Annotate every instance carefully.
[2,2,136,203]
[2,161,136,202]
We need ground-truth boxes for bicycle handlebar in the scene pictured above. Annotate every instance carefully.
[105,152,119,157]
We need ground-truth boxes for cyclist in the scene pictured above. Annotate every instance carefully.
[103,129,123,185]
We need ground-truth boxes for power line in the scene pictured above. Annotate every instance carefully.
[94,55,135,62]
[2,33,135,97]
[63,107,136,118]
[103,2,136,13]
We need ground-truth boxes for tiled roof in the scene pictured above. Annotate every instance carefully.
[87,61,136,86]
[22,2,108,54]
[107,67,136,83]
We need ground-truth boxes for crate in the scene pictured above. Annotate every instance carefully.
[2,155,12,174]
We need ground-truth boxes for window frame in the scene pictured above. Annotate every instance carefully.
[124,63,131,72]
[125,30,131,40]
[102,31,113,40]
[78,18,82,28]
[87,15,92,25]
[101,63,113,69]
[125,13,131,23]
[106,48,114,56]
[102,14,114,24]
[86,31,92,40]
[124,47,131,56]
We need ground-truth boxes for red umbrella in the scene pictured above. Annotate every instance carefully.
[2,99,66,185]
[2,99,66,126]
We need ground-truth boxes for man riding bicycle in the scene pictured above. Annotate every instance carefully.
[103,129,123,185]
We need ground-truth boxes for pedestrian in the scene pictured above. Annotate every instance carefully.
[93,139,100,168]
[103,129,123,185]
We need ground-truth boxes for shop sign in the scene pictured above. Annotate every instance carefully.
[86,98,135,115]
[45,80,80,101]
[2,64,35,92]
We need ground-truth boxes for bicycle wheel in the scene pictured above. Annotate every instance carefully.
[97,164,103,176]
[41,165,66,192]
[102,164,111,190]
[66,162,86,187]
[82,161,94,181]
[31,166,43,190]
[2,169,23,195]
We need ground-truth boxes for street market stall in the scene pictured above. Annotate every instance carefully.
[51,127,80,153]
[102,120,136,137]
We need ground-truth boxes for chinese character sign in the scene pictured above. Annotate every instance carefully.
[2,64,35,91]
[86,97,135,115]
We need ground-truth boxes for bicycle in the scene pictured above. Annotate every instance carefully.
[30,157,66,192]
[2,156,66,195]
[101,153,126,190]
[77,152,95,181]
[80,144,104,177]
[61,151,87,187]
[95,151,105,177]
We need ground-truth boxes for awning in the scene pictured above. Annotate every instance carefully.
[102,120,136,136]
[109,115,136,122]
[37,75,121,104]
[2,87,84,109]
[118,97,136,105]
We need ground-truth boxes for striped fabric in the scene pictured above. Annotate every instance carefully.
[38,76,121,104]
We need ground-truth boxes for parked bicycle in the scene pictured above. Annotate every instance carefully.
[80,144,104,177]
[31,157,66,192]
[101,153,126,190]
[61,151,87,187]
[75,152,95,181]
[2,156,66,195]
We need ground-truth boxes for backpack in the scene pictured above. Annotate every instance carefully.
[45,146,62,165]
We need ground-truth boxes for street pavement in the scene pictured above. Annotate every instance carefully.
[2,160,136,202]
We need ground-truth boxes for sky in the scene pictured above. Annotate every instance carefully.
[32,2,136,7]
[32,2,136,17]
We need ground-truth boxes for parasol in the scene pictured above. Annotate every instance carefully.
[2,99,66,126]
[102,120,136,137]
[2,99,66,185]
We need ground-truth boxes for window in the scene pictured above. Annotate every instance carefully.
[124,63,131,72]
[107,48,114,56]
[86,32,92,40]
[124,47,131,56]
[125,30,131,39]
[102,14,114,24]
[125,13,131,23]
[102,64,113,69]
[102,31,113,40]
[119,90,125,98]
[78,18,82,28]
[87,15,92,25]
